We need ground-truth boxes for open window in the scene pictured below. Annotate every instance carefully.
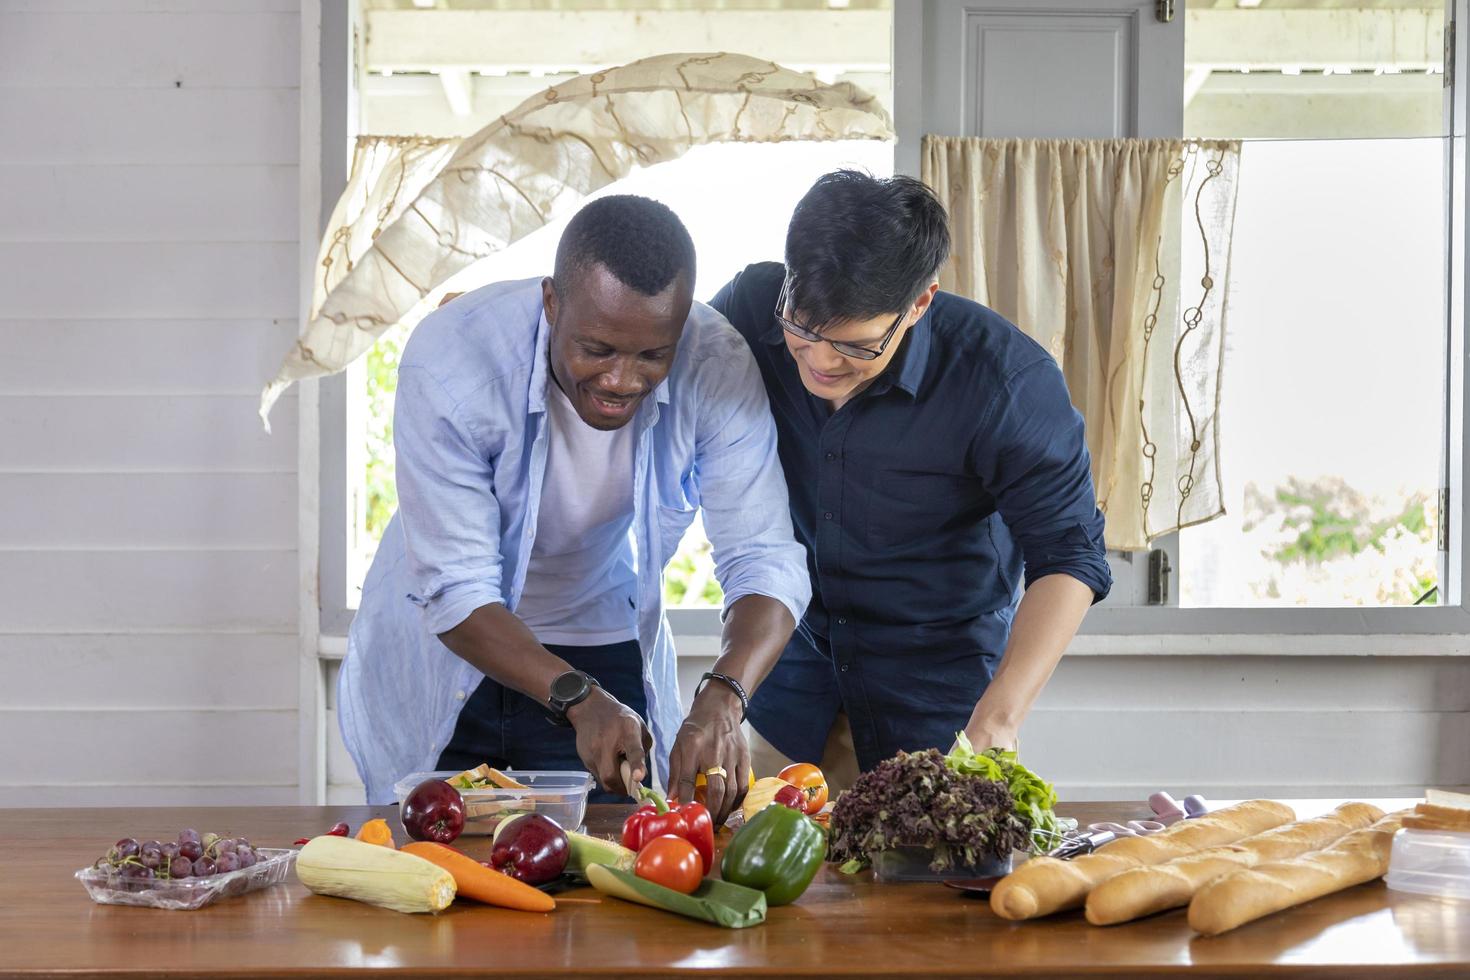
[324,1,896,633]
[319,0,1470,645]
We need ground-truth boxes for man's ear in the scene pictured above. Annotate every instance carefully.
[911,281,940,320]
[541,276,559,326]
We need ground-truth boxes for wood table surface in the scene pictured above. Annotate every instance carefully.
[2,800,1466,979]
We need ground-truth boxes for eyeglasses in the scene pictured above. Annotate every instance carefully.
[774,276,905,361]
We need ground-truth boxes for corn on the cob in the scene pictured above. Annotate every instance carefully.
[296,834,456,913]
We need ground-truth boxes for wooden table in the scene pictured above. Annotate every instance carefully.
[2,801,1466,978]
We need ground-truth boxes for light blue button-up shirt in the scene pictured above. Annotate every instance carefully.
[341,278,810,803]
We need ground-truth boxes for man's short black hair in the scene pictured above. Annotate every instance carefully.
[784,170,951,330]
[553,194,695,298]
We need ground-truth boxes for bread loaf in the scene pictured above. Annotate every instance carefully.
[1187,811,1407,936]
[989,799,1295,921]
[1401,801,1470,832]
[1084,801,1383,925]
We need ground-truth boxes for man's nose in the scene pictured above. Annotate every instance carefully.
[601,361,643,395]
[804,344,847,374]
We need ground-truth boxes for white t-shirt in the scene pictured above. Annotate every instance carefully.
[513,380,639,646]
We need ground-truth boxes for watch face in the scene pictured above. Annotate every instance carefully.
[549,671,588,704]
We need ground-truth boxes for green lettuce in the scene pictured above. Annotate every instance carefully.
[945,733,1062,853]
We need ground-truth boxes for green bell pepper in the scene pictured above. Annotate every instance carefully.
[719,802,827,906]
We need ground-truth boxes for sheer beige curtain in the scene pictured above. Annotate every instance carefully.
[259,52,893,425]
[922,137,1241,550]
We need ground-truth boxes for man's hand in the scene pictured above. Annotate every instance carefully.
[959,718,1019,753]
[667,683,750,826]
[567,688,650,797]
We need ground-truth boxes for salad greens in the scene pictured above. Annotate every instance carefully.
[827,748,1030,874]
[945,732,1063,852]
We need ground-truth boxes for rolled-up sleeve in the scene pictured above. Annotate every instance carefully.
[974,359,1112,602]
[394,363,506,634]
[692,335,811,626]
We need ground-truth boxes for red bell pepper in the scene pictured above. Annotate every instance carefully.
[621,787,714,874]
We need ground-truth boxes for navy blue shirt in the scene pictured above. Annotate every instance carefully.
[712,262,1111,769]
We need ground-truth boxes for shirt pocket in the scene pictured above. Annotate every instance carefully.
[866,471,979,549]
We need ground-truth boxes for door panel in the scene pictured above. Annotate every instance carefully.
[894,0,1183,174]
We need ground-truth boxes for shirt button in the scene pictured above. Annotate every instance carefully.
[837,617,847,626]
[825,452,836,461]
[824,511,833,520]
[840,664,850,673]
[455,690,466,701]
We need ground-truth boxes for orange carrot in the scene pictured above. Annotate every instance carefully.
[400,841,555,912]
[355,818,395,848]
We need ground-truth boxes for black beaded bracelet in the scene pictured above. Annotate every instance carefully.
[696,671,749,721]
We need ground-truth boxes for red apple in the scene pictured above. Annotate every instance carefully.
[488,814,568,885]
[401,779,466,843]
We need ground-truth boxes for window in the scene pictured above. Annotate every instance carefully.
[1165,0,1450,608]
[345,1,894,610]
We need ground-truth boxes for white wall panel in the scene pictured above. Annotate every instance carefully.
[0,549,297,633]
[0,166,297,243]
[0,709,297,787]
[0,394,296,473]
[1036,656,1470,713]
[0,473,296,550]
[0,89,298,165]
[0,12,298,89]
[0,243,298,319]
[1,783,300,808]
[0,1,297,12]
[0,318,298,394]
[0,634,298,710]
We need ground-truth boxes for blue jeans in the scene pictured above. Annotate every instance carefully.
[435,639,646,804]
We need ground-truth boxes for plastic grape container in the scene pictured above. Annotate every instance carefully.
[75,848,296,911]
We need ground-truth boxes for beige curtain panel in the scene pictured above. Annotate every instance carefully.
[259,52,894,426]
[922,137,1242,550]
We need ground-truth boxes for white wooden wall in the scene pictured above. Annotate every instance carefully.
[0,0,303,805]
[324,647,1470,803]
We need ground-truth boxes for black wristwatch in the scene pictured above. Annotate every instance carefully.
[546,670,601,727]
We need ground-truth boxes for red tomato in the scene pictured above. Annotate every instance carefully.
[633,835,703,895]
[777,763,829,815]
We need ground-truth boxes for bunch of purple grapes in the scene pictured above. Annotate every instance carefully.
[97,829,260,883]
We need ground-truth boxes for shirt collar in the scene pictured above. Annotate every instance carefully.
[529,308,553,415]
[887,307,932,398]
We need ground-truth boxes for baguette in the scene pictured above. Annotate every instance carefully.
[989,799,1295,921]
[1188,811,1407,936]
[1084,802,1383,925]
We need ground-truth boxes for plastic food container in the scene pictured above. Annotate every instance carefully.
[1386,828,1470,901]
[394,770,593,836]
[871,845,1013,883]
[75,848,296,911]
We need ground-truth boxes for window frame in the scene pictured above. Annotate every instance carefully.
[316,0,1470,651]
